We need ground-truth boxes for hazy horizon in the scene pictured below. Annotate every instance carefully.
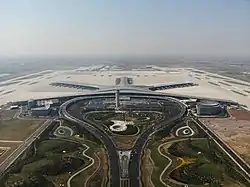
[1,0,250,57]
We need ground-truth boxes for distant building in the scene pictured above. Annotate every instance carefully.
[127,77,133,85]
[31,104,51,117]
[35,99,60,107]
[115,78,121,85]
[86,102,105,110]
[10,105,19,110]
[196,101,222,116]
[27,99,36,109]
[120,96,131,101]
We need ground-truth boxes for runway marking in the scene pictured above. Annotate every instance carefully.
[67,144,95,187]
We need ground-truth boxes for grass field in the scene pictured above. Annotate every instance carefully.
[86,111,162,131]
[168,139,249,186]
[4,139,87,187]
[71,153,99,187]
[147,142,171,187]
[146,118,250,187]
[147,138,250,187]
[0,117,106,187]
[0,119,45,140]
[66,137,107,187]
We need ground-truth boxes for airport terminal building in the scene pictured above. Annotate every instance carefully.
[196,101,222,116]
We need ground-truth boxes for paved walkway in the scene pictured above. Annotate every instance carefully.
[67,144,95,187]
[157,138,207,187]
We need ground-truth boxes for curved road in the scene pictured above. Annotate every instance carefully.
[59,97,121,187]
[129,100,186,187]
[59,92,186,187]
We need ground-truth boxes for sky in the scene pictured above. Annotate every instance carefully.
[0,0,250,57]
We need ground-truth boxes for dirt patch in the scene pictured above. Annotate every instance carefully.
[71,149,109,187]
[0,119,45,141]
[88,149,109,187]
[0,109,18,120]
[229,109,250,120]
[141,149,155,187]
[85,153,102,187]
[112,136,137,149]
[48,172,70,187]
[71,154,98,187]
[100,149,109,187]
[201,110,250,164]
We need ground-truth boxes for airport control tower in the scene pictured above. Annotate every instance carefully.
[115,89,120,109]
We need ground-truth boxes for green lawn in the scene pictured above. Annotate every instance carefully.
[4,139,87,187]
[168,139,249,186]
[148,142,170,187]
[86,111,163,130]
